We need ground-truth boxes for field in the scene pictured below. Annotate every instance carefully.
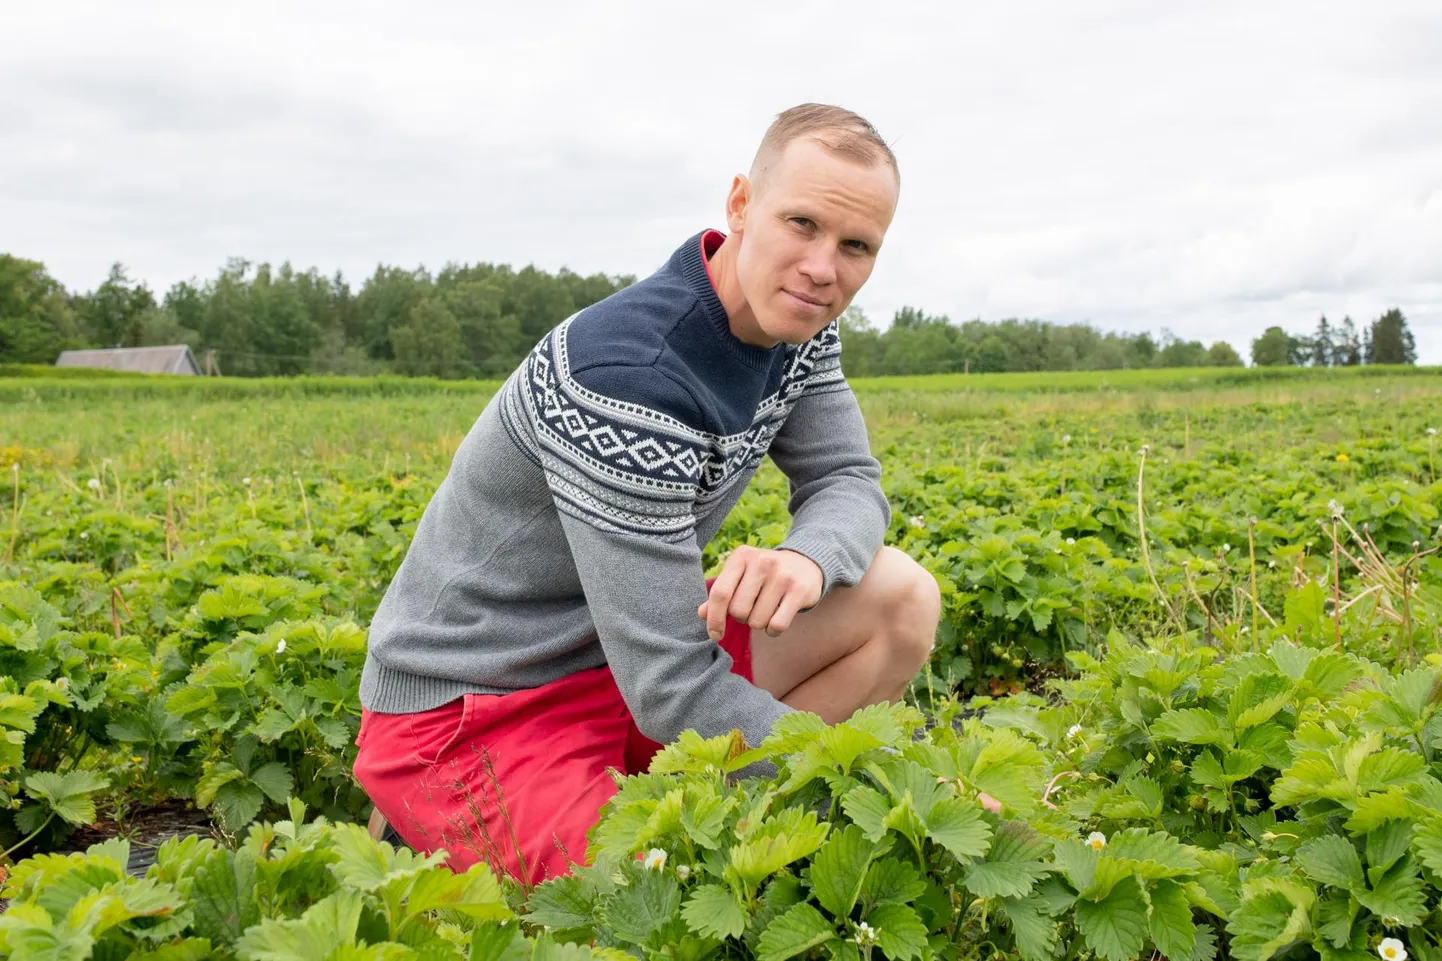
[1,365,1440,961]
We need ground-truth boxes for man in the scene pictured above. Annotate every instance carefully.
[353,103,940,885]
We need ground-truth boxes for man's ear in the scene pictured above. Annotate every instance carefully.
[725,174,751,234]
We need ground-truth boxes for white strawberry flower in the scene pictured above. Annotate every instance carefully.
[275,639,287,655]
[1067,724,1083,739]
[852,921,879,947]
[1086,831,1107,850]
[1378,938,1407,961]
[87,478,101,491]
[55,677,70,691]
[1429,427,1438,437]
[242,477,252,486]
[80,531,89,540]
[1062,435,1071,443]
[1065,537,1075,545]
[675,864,691,881]
[1221,543,1231,553]
[908,515,926,528]
[643,848,666,871]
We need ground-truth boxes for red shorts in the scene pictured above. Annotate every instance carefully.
[352,584,753,886]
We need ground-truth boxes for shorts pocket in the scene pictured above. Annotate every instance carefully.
[408,695,478,768]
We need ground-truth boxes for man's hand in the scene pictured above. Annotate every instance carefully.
[698,546,824,640]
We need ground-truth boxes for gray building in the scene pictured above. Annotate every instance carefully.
[54,345,206,375]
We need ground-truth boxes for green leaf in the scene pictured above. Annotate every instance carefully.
[213,781,264,830]
[1296,836,1363,892]
[190,849,260,947]
[1074,876,1149,961]
[810,825,877,919]
[681,884,747,941]
[600,869,681,947]
[924,797,992,861]
[745,876,805,952]
[1353,857,1427,926]
[1415,816,1442,875]
[756,902,838,961]
[329,822,444,892]
[962,821,1050,899]
[728,811,829,888]
[249,762,293,805]
[1153,709,1229,747]
[407,866,511,920]
[820,725,884,773]
[1105,829,1202,880]
[860,859,927,908]
[999,896,1058,961]
[1364,820,1412,876]
[866,903,927,961]
[1230,673,1294,731]
[23,770,109,826]
[1149,880,1197,961]
[524,875,596,934]
[469,922,530,961]
[841,787,892,843]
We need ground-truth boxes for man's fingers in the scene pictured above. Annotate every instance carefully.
[765,589,807,637]
[727,563,768,630]
[706,553,747,640]
[748,576,789,633]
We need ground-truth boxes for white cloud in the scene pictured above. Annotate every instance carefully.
[2,0,1439,359]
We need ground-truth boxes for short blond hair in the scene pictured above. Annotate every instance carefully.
[750,103,898,187]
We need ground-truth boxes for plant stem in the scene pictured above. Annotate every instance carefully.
[1,810,57,861]
[1135,446,1183,634]
[1247,518,1259,646]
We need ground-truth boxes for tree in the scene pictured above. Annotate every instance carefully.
[836,305,882,378]
[1334,317,1363,366]
[1367,308,1417,364]
[1206,341,1243,366]
[1251,326,1292,366]
[0,255,87,363]
[1310,315,1333,367]
[390,296,474,378]
[1157,328,1209,368]
[1286,332,1312,366]
[75,263,156,347]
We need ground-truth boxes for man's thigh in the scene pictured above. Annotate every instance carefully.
[354,667,632,886]
[749,546,914,699]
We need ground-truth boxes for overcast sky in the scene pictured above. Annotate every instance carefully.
[4,1,1440,361]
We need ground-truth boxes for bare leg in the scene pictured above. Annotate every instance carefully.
[749,546,940,725]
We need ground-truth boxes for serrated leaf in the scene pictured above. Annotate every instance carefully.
[866,903,927,961]
[962,822,1050,899]
[925,797,992,860]
[190,849,259,946]
[1106,829,1202,879]
[1297,836,1364,891]
[1190,923,1219,961]
[842,787,892,842]
[999,896,1058,961]
[23,770,109,826]
[860,859,927,907]
[408,866,510,920]
[756,902,837,961]
[1365,820,1412,876]
[524,875,596,933]
[1353,857,1426,926]
[1074,876,1149,961]
[469,922,529,961]
[820,725,884,773]
[601,869,681,946]
[810,825,877,919]
[1149,880,1197,961]
[681,884,746,940]
[249,762,293,805]
[329,822,445,892]
[1154,709,1230,747]
[213,781,263,830]
[1415,816,1442,874]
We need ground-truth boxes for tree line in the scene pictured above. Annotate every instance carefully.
[0,253,1421,377]
[1249,312,1417,367]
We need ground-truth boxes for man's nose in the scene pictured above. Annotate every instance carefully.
[798,246,837,287]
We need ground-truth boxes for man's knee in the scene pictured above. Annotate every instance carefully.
[873,546,941,669]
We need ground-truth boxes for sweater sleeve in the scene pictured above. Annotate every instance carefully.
[526,352,794,754]
[770,323,892,598]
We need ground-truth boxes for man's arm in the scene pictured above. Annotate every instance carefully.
[766,343,892,600]
[530,354,793,752]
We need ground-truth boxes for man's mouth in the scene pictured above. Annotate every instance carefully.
[784,290,828,310]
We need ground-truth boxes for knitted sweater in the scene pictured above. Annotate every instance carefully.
[358,229,891,752]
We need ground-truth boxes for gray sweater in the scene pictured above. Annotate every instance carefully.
[358,230,891,753]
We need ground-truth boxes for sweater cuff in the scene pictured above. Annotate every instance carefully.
[777,530,853,602]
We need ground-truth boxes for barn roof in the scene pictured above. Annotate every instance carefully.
[54,345,204,375]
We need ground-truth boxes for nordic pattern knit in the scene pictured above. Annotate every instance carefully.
[358,229,892,752]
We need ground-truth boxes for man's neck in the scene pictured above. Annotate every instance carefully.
[705,234,779,349]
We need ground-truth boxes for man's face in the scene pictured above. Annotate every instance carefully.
[728,139,898,346]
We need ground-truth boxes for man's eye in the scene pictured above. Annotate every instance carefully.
[791,217,813,228]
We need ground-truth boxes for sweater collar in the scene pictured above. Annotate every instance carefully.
[677,229,781,372]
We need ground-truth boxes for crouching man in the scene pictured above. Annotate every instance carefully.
[353,103,940,885]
